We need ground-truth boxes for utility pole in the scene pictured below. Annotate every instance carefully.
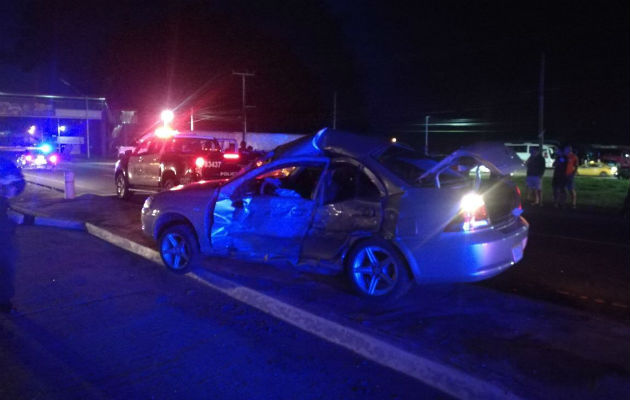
[424,115,430,156]
[332,91,337,129]
[233,71,255,143]
[85,97,90,159]
[538,53,545,149]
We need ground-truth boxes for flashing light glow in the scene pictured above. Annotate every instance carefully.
[255,160,263,167]
[28,125,36,135]
[39,143,53,154]
[25,155,32,161]
[195,157,205,168]
[391,137,397,143]
[170,184,185,191]
[49,154,58,164]
[58,125,67,132]
[223,153,240,160]
[160,109,174,124]
[155,126,177,138]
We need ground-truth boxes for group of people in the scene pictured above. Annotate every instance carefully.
[525,144,578,209]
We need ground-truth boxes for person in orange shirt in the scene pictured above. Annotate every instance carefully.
[564,145,578,209]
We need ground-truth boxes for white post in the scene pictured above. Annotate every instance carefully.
[64,170,75,199]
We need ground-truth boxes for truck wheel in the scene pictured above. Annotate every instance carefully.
[162,177,178,190]
[115,173,132,200]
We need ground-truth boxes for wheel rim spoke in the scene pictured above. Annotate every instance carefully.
[379,272,394,286]
[355,266,372,274]
[367,275,380,295]
[365,247,379,266]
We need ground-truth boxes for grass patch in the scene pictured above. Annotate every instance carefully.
[512,175,629,212]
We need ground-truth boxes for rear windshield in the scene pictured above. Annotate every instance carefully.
[166,138,220,154]
[375,146,469,187]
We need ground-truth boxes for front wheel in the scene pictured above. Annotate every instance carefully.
[346,239,412,302]
[115,173,132,200]
[158,224,199,273]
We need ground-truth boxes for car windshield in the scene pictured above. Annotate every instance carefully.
[375,146,467,187]
[167,138,219,154]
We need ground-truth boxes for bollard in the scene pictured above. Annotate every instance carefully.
[64,170,75,199]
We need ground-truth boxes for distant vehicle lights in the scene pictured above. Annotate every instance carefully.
[39,143,53,154]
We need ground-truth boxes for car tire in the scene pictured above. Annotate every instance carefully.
[599,172,608,177]
[345,238,412,302]
[158,224,199,274]
[115,173,132,200]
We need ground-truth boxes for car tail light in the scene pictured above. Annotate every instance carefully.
[223,153,240,160]
[49,154,58,164]
[445,193,490,232]
[195,157,205,168]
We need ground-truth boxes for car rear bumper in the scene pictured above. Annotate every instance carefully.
[396,217,529,283]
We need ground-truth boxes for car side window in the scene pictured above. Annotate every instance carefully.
[147,140,163,155]
[134,140,152,156]
[324,163,380,204]
[236,164,325,200]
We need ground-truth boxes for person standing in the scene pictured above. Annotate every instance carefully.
[552,148,568,208]
[0,157,25,313]
[525,147,546,206]
[564,145,579,209]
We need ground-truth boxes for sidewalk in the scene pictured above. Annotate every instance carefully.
[8,183,630,399]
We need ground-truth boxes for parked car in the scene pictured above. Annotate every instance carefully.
[577,161,618,177]
[114,131,242,199]
[141,129,529,301]
[505,142,557,168]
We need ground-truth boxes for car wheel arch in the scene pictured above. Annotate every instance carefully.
[155,213,198,243]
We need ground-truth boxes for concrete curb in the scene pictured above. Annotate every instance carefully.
[14,207,520,400]
[9,206,85,231]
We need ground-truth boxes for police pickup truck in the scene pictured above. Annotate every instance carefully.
[114,132,242,199]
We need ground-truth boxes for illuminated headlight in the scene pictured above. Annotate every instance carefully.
[611,166,618,175]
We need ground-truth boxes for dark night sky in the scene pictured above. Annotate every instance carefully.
[0,0,628,147]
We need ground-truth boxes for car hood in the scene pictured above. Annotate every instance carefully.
[422,142,524,178]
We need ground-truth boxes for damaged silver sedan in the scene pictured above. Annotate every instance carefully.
[141,129,528,300]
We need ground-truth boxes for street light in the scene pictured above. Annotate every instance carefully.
[160,109,174,127]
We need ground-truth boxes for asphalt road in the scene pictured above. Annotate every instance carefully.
[2,225,449,400]
[21,159,116,196]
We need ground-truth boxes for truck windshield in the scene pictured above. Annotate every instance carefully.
[167,138,220,154]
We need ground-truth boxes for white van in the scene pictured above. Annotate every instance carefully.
[505,142,557,168]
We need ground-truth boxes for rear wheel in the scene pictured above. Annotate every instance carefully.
[599,172,608,177]
[162,176,177,190]
[346,238,412,302]
[158,224,199,273]
[115,173,132,199]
